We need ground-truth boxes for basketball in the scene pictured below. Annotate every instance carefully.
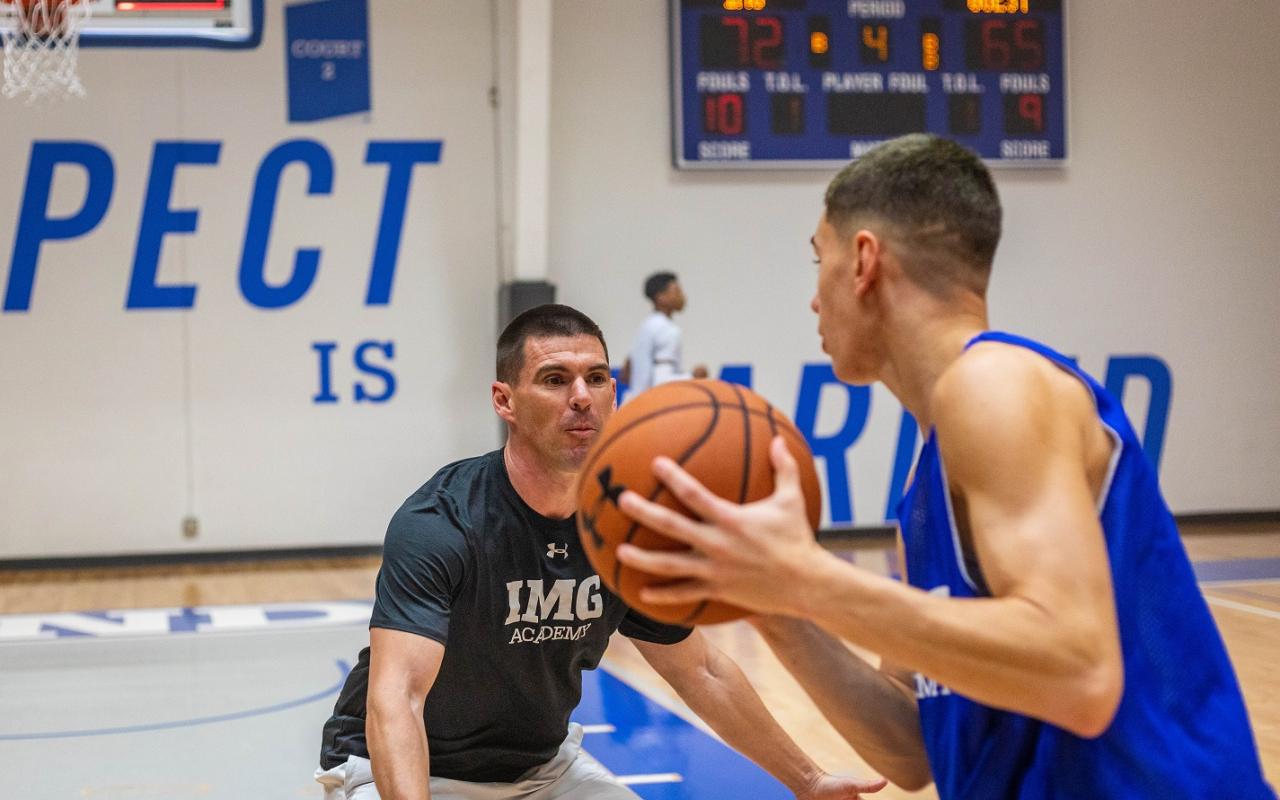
[575,380,822,626]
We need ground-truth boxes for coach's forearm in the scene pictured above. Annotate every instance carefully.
[367,695,431,800]
[753,617,931,790]
[665,646,824,795]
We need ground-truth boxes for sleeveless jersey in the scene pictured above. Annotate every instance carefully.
[896,331,1274,799]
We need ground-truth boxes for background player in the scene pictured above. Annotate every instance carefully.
[614,135,1276,797]
[622,272,707,395]
[316,304,885,799]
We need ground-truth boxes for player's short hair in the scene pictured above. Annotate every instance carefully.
[496,304,609,384]
[643,272,678,302]
[824,134,1002,296]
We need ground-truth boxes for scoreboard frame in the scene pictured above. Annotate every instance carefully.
[669,0,1070,170]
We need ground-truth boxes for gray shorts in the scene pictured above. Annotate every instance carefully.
[314,723,640,800]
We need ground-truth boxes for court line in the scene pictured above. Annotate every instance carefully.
[1204,596,1280,622]
[617,773,683,785]
[0,660,350,741]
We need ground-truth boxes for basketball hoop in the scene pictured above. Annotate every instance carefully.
[1,0,90,103]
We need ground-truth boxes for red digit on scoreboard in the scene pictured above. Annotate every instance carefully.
[1019,94,1043,132]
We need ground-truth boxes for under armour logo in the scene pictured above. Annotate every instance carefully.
[546,543,569,559]
[580,466,628,550]
[596,466,626,506]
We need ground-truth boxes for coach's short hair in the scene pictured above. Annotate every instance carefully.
[643,272,678,302]
[824,134,1002,295]
[496,304,609,384]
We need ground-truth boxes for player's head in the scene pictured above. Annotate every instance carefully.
[812,134,1002,381]
[493,304,616,472]
[644,272,686,313]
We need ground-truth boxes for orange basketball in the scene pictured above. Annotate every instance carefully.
[575,380,822,626]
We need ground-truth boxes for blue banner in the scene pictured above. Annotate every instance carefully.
[285,0,372,123]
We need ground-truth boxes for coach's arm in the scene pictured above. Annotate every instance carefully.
[633,631,887,799]
[749,617,933,791]
[367,627,445,800]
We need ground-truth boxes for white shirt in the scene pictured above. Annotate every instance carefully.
[626,311,688,395]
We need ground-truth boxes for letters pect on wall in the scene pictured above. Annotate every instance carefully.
[0,1,499,559]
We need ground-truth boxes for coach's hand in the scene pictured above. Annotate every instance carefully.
[799,772,888,799]
[616,435,833,617]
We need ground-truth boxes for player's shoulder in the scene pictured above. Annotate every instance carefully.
[931,339,1093,444]
[639,311,672,334]
[389,451,499,542]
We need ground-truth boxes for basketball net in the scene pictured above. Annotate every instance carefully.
[1,0,90,103]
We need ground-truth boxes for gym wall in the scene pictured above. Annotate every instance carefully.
[1,1,1276,559]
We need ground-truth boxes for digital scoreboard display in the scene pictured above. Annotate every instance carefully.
[672,0,1066,168]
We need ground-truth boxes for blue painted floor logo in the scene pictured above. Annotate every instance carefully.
[0,600,374,640]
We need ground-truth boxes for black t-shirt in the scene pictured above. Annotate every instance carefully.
[319,449,691,782]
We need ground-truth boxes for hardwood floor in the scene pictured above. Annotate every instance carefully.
[2,524,1277,798]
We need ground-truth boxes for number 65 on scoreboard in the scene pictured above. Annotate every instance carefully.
[671,0,1067,169]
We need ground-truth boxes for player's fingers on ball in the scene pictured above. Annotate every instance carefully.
[638,580,713,606]
[618,490,722,550]
[616,543,709,580]
[770,436,811,508]
[769,436,801,487]
[651,455,737,523]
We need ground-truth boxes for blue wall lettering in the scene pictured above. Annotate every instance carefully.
[126,142,221,310]
[364,141,442,305]
[1105,355,1173,471]
[884,410,919,521]
[353,340,396,402]
[793,363,871,525]
[240,139,334,309]
[312,340,397,403]
[718,364,752,387]
[5,141,115,312]
[312,342,340,404]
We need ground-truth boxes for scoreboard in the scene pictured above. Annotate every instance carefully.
[671,0,1066,168]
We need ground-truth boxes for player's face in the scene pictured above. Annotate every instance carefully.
[508,335,616,470]
[657,281,686,313]
[810,213,881,383]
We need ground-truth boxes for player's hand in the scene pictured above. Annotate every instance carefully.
[616,435,832,617]
[796,771,889,799]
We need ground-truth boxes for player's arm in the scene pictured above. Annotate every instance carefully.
[749,617,931,791]
[616,351,1123,738]
[794,353,1124,737]
[633,630,887,799]
[364,495,468,800]
[367,628,445,800]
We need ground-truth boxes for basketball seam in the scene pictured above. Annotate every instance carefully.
[680,384,751,628]
[579,400,718,483]
[613,383,724,592]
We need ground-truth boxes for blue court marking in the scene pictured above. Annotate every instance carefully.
[574,668,791,800]
[0,659,350,742]
[1194,558,1280,584]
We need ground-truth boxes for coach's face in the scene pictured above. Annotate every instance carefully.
[810,212,883,384]
[500,335,616,471]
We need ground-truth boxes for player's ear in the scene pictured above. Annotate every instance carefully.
[853,229,881,295]
[492,380,516,424]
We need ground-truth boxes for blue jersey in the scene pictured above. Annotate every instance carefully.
[896,331,1274,800]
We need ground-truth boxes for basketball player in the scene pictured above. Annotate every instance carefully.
[315,304,885,799]
[621,272,707,396]
[614,136,1276,797]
